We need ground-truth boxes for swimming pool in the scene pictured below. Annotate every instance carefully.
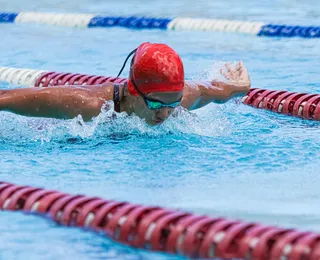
[1,0,320,259]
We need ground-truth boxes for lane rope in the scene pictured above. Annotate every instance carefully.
[1,181,320,259]
[1,12,319,38]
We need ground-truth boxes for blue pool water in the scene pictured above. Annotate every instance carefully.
[1,0,320,259]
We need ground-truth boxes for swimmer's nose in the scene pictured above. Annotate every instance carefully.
[156,107,172,121]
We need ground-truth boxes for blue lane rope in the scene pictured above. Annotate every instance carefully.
[258,24,320,37]
[88,16,171,29]
[1,11,320,38]
[0,12,18,23]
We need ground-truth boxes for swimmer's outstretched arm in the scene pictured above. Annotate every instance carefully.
[0,84,112,121]
[181,61,251,110]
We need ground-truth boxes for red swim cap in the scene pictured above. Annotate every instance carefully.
[127,42,184,96]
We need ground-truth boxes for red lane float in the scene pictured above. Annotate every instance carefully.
[34,71,127,87]
[242,88,320,121]
[1,182,320,259]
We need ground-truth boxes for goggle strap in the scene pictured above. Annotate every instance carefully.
[116,48,138,79]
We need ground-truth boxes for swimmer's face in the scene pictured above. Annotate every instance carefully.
[134,91,183,125]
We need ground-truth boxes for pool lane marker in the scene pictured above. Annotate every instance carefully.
[1,181,320,259]
[1,12,320,38]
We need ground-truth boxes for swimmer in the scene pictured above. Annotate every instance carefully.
[0,42,251,125]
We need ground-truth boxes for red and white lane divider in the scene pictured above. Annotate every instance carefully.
[1,66,320,121]
[0,66,126,87]
[242,88,320,121]
[1,181,320,259]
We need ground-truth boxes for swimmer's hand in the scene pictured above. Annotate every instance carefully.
[179,61,251,110]
[219,61,251,95]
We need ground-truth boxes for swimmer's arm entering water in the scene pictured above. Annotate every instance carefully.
[0,84,114,121]
[181,61,251,110]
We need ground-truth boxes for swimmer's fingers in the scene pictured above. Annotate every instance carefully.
[227,62,242,78]
[235,62,244,77]
[238,62,249,81]
[220,68,230,79]
[225,63,236,74]
[226,63,242,80]
[236,61,241,71]
[220,68,233,80]
[238,61,247,72]
[221,62,248,82]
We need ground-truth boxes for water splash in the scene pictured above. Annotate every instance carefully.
[190,59,230,83]
[0,100,231,146]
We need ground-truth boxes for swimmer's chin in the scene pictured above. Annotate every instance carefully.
[146,119,164,126]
